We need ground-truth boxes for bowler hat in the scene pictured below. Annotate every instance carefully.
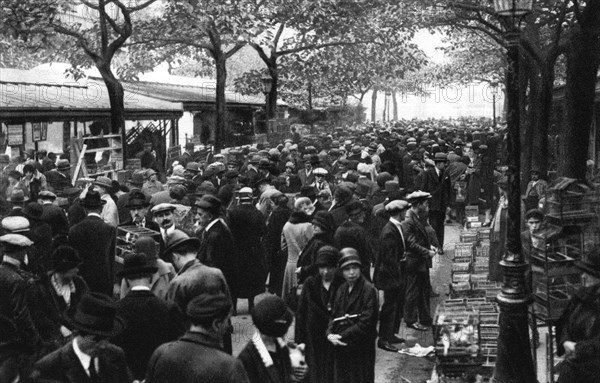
[315,245,339,267]
[164,230,201,255]
[252,294,293,337]
[134,237,158,260]
[125,190,149,208]
[79,190,106,208]
[338,248,362,269]
[345,200,364,216]
[56,159,70,171]
[385,180,400,193]
[433,153,448,162]
[300,185,317,200]
[51,246,82,272]
[93,176,113,190]
[64,293,124,337]
[117,252,158,279]
[186,291,232,322]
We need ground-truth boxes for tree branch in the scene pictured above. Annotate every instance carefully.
[126,0,159,12]
[225,42,246,59]
[279,40,368,56]
[51,23,101,61]
[99,0,109,53]
[80,0,100,10]
[250,42,271,64]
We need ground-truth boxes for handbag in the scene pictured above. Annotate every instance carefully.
[331,313,360,334]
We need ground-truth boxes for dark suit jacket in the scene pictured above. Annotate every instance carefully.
[68,215,116,296]
[401,212,431,273]
[197,219,237,295]
[30,341,132,383]
[417,167,451,212]
[297,169,315,187]
[146,331,249,383]
[113,289,184,380]
[41,203,69,237]
[373,220,406,290]
[238,340,293,383]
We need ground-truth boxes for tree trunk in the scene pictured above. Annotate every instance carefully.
[371,88,378,122]
[214,52,227,151]
[560,25,600,181]
[392,90,398,121]
[97,63,127,160]
[267,59,278,120]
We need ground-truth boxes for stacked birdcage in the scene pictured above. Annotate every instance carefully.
[116,226,161,269]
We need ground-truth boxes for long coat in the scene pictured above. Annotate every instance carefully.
[227,204,267,298]
[146,331,250,383]
[373,220,406,291]
[265,206,292,296]
[68,215,116,296]
[197,219,238,296]
[113,289,185,380]
[417,167,451,212]
[326,276,378,383]
[401,212,431,274]
[296,275,340,383]
[30,341,132,383]
[333,221,372,281]
[296,232,333,284]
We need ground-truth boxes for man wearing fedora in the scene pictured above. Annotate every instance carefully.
[116,171,145,225]
[93,176,119,227]
[38,190,69,238]
[69,190,117,296]
[298,155,318,187]
[113,252,184,380]
[0,233,40,382]
[417,152,451,248]
[30,292,132,383]
[44,159,71,195]
[119,190,158,231]
[146,292,249,383]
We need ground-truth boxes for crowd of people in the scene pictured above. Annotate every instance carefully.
[6,116,581,383]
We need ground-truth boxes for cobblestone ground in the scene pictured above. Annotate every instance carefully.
[229,222,462,383]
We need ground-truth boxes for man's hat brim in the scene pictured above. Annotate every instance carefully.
[164,237,201,255]
[64,312,125,338]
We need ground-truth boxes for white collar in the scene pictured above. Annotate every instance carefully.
[130,285,151,291]
[251,332,287,368]
[87,212,102,218]
[72,338,92,375]
[204,218,220,232]
[161,225,175,235]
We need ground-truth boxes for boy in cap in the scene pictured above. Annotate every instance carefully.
[146,292,249,383]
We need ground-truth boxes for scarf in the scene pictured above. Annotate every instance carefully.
[251,332,287,369]
[51,273,76,307]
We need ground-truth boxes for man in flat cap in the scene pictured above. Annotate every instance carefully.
[374,200,410,352]
[402,191,435,331]
[0,233,40,382]
[150,203,178,260]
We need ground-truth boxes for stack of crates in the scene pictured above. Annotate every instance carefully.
[451,241,475,295]
[465,205,480,229]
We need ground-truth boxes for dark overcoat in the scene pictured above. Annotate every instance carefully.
[333,221,372,281]
[146,331,249,383]
[417,167,451,212]
[40,203,69,238]
[237,340,292,383]
[373,220,406,291]
[68,215,116,296]
[296,275,339,383]
[401,213,431,273]
[30,341,132,383]
[227,204,267,298]
[113,289,184,380]
[197,219,238,295]
[265,206,291,295]
[327,276,378,383]
[296,232,333,284]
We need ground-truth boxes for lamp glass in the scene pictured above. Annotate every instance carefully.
[493,0,532,17]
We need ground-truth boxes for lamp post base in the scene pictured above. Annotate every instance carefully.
[492,258,536,383]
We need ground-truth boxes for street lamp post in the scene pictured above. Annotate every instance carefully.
[385,90,392,122]
[492,1,535,383]
[261,75,273,134]
[490,82,499,129]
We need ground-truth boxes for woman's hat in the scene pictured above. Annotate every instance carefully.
[251,294,293,337]
[338,247,362,269]
[311,211,335,233]
[117,252,158,279]
[195,195,222,217]
[315,246,339,267]
[52,246,82,272]
[164,230,201,255]
[79,190,106,208]
[64,293,124,337]
[93,176,113,190]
